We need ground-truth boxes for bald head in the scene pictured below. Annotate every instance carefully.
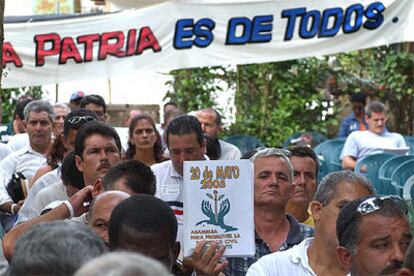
[88,191,130,245]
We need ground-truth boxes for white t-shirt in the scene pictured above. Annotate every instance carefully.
[16,168,60,224]
[219,140,242,160]
[341,130,407,160]
[7,133,29,152]
[32,180,68,218]
[152,160,184,243]
[246,238,316,276]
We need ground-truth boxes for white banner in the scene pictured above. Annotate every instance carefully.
[2,0,414,88]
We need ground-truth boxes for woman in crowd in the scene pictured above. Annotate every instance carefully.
[125,114,167,165]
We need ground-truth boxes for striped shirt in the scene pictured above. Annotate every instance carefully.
[0,145,47,205]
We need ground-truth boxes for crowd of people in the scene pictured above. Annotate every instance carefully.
[0,91,412,276]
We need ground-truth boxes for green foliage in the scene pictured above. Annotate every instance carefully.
[0,86,43,124]
[164,67,229,113]
[335,45,414,134]
[164,43,413,147]
[230,59,337,147]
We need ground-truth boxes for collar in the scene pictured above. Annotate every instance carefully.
[170,155,210,179]
[254,214,302,244]
[20,144,46,157]
[288,238,315,275]
[285,214,304,246]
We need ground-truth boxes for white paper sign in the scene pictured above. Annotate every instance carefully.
[183,160,255,257]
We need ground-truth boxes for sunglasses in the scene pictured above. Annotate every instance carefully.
[250,147,291,162]
[357,195,408,216]
[67,115,96,125]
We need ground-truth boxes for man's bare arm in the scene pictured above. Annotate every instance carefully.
[342,156,357,170]
[2,186,93,260]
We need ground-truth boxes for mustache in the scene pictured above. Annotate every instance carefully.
[380,260,403,275]
[98,161,111,170]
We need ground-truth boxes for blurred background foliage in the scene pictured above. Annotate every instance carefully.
[165,43,414,147]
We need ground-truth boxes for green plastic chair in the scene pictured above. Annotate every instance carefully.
[354,153,394,194]
[313,138,346,182]
[391,159,414,197]
[404,136,414,155]
[378,155,414,195]
[283,131,327,149]
[224,135,264,156]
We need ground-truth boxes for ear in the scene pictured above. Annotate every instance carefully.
[310,200,323,223]
[398,268,414,276]
[92,179,103,197]
[75,155,84,172]
[337,246,353,272]
[22,121,27,132]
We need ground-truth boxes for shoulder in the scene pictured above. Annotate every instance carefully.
[151,160,172,172]
[219,140,242,159]
[247,241,308,276]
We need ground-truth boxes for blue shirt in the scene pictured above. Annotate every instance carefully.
[338,112,368,138]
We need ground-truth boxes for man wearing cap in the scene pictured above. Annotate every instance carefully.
[69,91,85,110]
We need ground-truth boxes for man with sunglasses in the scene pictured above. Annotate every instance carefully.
[246,171,374,276]
[337,195,412,276]
[15,109,98,224]
[225,147,314,275]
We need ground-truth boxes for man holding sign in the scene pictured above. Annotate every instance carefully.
[226,148,313,275]
[152,115,207,244]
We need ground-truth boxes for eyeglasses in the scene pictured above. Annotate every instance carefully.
[357,195,408,216]
[67,116,96,125]
[250,147,291,162]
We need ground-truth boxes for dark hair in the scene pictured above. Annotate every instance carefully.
[288,145,320,178]
[63,109,98,138]
[365,101,387,118]
[403,240,414,271]
[205,135,221,160]
[197,108,222,126]
[163,102,178,110]
[102,160,155,195]
[74,121,121,160]
[125,115,164,163]
[13,98,33,120]
[163,108,183,126]
[315,171,375,206]
[337,196,407,256]
[8,221,106,276]
[47,136,66,169]
[108,194,177,248]
[350,93,367,105]
[61,151,85,190]
[80,94,107,113]
[166,115,204,148]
